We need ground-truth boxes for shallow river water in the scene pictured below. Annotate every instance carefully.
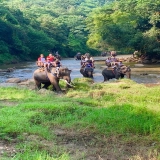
[0,57,160,84]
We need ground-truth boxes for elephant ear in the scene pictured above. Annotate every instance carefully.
[59,67,72,75]
[64,68,72,74]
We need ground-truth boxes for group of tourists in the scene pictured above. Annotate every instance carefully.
[36,50,124,77]
[80,53,95,70]
[36,52,61,76]
[79,51,125,72]
[80,51,124,70]
[105,51,124,69]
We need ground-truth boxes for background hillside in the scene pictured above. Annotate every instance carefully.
[0,0,160,63]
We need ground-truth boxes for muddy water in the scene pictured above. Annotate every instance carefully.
[0,57,160,84]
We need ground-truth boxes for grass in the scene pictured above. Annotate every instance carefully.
[0,78,160,159]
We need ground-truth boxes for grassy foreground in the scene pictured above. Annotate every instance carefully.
[0,78,160,160]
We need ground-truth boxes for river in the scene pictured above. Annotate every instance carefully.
[0,57,160,84]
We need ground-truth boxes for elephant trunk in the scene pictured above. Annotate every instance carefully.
[126,72,131,79]
[65,76,71,83]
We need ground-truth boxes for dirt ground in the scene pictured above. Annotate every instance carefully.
[53,128,159,160]
[0,126,159,160]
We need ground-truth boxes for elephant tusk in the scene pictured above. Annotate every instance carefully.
[65,80,75,87]
[61,79,75,87]
[70,81,75,85]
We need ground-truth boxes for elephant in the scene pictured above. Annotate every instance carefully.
[75,53,81,60]
[102,65,131,82]
[33,67,72,92]
[101,52,107,57]
[80,67,94,78]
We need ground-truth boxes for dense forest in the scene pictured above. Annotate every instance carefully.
[0,0,160,63]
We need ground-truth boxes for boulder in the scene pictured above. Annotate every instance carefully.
[6,78,21,83]
[0,67,15,72]
[18,79,34,86]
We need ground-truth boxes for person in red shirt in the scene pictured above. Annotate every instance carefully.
[46,53,55,62]
[45,53,55,70]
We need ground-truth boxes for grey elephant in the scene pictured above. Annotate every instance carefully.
[80,67,94,78]
[101,52,107,57]
[75,53,81,60]
[33,67,72,92]
[102,66,131,82]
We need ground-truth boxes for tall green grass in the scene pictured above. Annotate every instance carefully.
[0,78,160,159]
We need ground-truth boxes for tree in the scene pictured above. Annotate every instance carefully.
[87,0,160,57]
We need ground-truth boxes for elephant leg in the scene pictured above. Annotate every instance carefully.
[103,77,109,82]
[50,79,61,92]
[120,74,124,79]
[34,80,41,90]
[102,73,109,82]
[88,72,92,78]
[53,83,61,91]
[52,85,56,91]
[42,82,51,89]
[90,72,93,78]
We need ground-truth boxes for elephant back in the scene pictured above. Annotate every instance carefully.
[85,67,94,72]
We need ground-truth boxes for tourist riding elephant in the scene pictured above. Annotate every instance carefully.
[33,67,72,92]
[102,65,131,82]
[80,67,94,78]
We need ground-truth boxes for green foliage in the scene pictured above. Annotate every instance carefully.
[0,0,160,62]
[26,27,57,58]
[15,147,70,160]
[0,0,104,62]
[0,41,9,54]
[87,0,160,56]
[0,7,18,24]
